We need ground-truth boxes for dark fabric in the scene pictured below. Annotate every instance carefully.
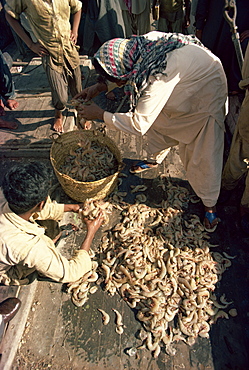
[88,0,100,19]
[0,49,14,102]
[195,0,249,92]
[82,0,125,56]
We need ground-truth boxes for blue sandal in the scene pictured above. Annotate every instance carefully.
[130,160,158,174]
[204,211,221,232]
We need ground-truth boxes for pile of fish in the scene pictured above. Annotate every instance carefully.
[67,180,236,357]
[79,198,113,226]
[59,137,118,182]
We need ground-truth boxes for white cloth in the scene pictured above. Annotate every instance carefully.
[104,32,227,207]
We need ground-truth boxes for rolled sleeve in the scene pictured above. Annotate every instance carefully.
[103,73,180,137]
[25,236,92,283]
[4,0,23,19]
[33,196,65,222]
[69,0,82,14]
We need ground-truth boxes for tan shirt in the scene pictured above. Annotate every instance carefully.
[5,0,82,73]
[0,192,91,285]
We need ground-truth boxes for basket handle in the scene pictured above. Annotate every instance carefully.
[49,132,61,142]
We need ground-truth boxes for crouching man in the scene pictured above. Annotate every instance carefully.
[0,161,103,285]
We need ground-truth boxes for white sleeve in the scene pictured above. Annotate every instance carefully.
[103,72,180,136]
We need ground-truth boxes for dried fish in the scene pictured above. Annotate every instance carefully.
[97,308,110,325]
[59,137,119,182]
[67,180,235,357]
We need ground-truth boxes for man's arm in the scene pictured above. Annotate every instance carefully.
[70,8,82,44]
[5,12,48,56]
[80,212,104,252]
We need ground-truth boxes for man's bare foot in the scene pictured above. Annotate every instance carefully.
[0,118,18,130]
[0,100,5,116]
[83,120,92,130]
[53,110,64,133]
[6,99,19,110]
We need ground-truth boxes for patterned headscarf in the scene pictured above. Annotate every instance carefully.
[94,33,203,111]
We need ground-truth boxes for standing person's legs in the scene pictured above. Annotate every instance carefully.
[0,50,19,129]
[0,50,19,109]
[130,130,178,173]
[121,10,133,37]
[222,93,249,191]
[171,18,184,33]
[179,118,224,231]
[222,93,249,231]
[0,50,15,106]
[157,18,170,32]
[222,126,248,190]
[135,0,151,35]
[42,57,68,133]
[68,64,82,98]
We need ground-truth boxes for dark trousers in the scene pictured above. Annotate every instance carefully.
[0,49,15,103]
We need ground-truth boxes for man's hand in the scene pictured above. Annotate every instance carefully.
[30,42,49,57]
[70,30,78,45]
[195,29,203,41]
[73,82,108,102]
[80,211,104,252]
[83,211,104,234]
[77,101,105,121]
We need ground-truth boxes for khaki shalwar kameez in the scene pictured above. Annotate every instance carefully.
[5,0,82,111]
[120,0,151,37]
[103,32,227,208]
[222,44,249,208]
[0,192,92,285]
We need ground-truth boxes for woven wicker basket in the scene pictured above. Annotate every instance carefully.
[50,130,123,202]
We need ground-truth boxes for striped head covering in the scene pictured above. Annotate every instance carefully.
[94,32,204,111]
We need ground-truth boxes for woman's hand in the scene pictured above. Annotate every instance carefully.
[77,101,105,121]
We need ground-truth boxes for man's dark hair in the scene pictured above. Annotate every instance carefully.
[93,58,119,84]
[2,161,52,214]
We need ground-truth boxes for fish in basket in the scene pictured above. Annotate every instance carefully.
[50,130,123,202]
